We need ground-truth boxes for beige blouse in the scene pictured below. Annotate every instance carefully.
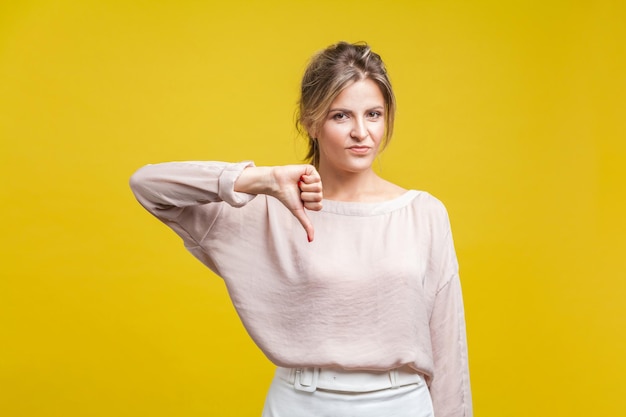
[130,161,473,417]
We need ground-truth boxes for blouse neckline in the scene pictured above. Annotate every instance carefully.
[319,190,421,216]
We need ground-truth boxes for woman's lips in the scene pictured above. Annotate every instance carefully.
[347,146,371,154]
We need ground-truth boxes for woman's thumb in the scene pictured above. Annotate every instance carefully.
[292,208,315,242]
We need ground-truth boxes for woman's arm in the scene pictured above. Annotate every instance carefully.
[129,161,323,242]
[130,161,255,214]
[429,225,473,417]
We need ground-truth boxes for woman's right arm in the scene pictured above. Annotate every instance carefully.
[130,161,256,216]
[129,161,322,241]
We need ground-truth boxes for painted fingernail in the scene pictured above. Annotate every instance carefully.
[307,236,312,243]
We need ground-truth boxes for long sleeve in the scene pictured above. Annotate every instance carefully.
[428,227,473,417]
[130,161,255,214]
[129,160,256,250]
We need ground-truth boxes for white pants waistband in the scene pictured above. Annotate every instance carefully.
[276,367,424,393]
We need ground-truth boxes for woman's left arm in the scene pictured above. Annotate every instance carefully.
[429,224,473,417]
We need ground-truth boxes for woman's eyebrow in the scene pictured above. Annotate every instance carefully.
[328,105,384,113]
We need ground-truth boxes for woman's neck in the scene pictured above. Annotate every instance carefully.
[319,167,404,203]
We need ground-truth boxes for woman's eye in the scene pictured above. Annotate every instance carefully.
[333,113,347,120]
[368,111,382,118]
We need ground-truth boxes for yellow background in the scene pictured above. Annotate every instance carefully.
[1,1,625,416]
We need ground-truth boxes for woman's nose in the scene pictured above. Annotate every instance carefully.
[350,118,368,141]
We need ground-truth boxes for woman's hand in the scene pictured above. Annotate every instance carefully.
[271,165,323,242]
[235,165,323,242]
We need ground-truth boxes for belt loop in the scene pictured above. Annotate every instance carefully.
[294,367,319,392]
[389,369,399,389]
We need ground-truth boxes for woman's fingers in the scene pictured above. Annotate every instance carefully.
[298,168,323,212]
[298,181,322,194]
[299,187,323,211]
[299,190,323,211]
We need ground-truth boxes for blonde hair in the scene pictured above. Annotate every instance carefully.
[296,41,396,167]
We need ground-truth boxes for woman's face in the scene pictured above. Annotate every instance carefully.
[314,78,386,176]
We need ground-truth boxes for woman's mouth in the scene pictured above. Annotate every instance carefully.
[347,146,371,154]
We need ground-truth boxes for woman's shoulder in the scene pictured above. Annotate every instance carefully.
[376,178,446,210]
[408,190,452,226]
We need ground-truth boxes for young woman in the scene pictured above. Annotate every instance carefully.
[130,41,472,417]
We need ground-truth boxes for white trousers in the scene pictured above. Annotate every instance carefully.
[261,367,435,417]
